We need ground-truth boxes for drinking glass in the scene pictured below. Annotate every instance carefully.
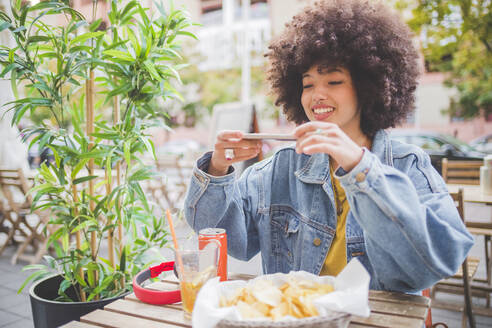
[174,238,219,318]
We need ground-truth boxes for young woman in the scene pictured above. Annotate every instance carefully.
[184,0,473,292]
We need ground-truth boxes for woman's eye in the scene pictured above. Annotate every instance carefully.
[329,81,343,85]
[303,84,313,89]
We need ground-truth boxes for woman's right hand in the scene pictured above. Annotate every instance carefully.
[208,130,262,176]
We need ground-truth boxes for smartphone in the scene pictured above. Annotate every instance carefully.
[242,133,296,141]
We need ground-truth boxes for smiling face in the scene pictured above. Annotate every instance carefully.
[301,65,362,137]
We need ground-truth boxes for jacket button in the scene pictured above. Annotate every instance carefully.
[313,238,321,246]
[355,172,366,182]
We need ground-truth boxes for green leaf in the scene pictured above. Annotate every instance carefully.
[74,272,87,287]
[78,150,109,159]
[106,151,113,187]
[17,270,50,294]
[98,257,114,270]
[107,82,133,98]
[0,21,11,32]
[27,35,51,44]
[123,141,131,168]
[8,47,15,63]
[58,279,72,294]
[176,30,198,40]
[71,219,97,233]
[102,49,134,62]
[29,82,51,93]
[90,132,120,140]
[87,275,114,301]
[70,31,105,46]
[71,158,90,179]
[121,1,138,20]
[87,267,95,287]
[12,104,31,125]
[143,60,161,81]
[89,18,102,32]
[10,70,18,98]
[126,27,141,58]
[29,1,65,12]
[62,233,69,252]
[73,175,98,185]
[12,26,26,33]
[119,247,126,272]
[19,5,27,26]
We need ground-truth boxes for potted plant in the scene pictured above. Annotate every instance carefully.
[0,0,196,327]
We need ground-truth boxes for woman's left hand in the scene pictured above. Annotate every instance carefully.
[294,122,364,172]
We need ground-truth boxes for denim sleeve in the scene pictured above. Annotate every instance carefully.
[336,148,474,292]
[184,152,261,261]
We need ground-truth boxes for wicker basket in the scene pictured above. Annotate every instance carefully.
[216,311,351,328]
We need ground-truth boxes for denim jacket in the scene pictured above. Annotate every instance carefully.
[184,130,474,292]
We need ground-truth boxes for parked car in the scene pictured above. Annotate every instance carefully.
[389,130,486,173]
[470,134,492,154]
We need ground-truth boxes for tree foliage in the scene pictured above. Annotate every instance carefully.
[401,0,492,118]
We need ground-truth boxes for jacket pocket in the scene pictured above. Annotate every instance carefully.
[271,211,299,272]
[270,206,332,273]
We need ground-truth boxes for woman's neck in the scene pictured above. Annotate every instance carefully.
[346,128,372,150]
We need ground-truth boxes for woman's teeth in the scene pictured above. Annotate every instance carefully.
[313,107,334,114]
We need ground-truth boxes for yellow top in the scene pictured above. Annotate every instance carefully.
[320,165,348,276]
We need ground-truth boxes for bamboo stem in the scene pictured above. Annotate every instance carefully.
[105,168,114,268]
[87,70,96,260]
[113,94,124,288]
[72,184,86,302]
[86,69,98,299]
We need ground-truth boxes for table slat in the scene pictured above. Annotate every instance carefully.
[124,293,184,310]
[81,309,176,328]
[351,312,423,328]
[369,290,430,307]
[105,299,191,327]
[368,299,427,320]
[60,321,100,328]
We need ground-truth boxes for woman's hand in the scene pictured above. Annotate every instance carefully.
[208,130,262,176]
[294,122,364,172]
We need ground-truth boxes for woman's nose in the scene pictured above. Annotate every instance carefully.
[312,87,327,102]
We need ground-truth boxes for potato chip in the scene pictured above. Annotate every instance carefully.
[270,301,289,321]
[236,301,267,319]
[219,273,335,321]
[250,280,282,307]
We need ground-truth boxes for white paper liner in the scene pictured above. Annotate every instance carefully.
[192,258,370,328]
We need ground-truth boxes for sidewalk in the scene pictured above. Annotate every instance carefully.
[0,246,35,328]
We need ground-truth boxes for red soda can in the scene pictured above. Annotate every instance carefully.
[198,228,227,281]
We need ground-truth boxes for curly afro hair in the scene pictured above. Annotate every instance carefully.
[266,0,420,137]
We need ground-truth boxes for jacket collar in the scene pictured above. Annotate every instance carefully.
[295,129,393,184]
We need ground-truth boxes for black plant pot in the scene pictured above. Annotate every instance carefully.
[29,274,130,328]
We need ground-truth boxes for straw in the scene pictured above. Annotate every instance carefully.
[165,209,184,277]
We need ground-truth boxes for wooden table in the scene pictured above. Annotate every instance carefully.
[447,184,492,205]
[62,274,430,328]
